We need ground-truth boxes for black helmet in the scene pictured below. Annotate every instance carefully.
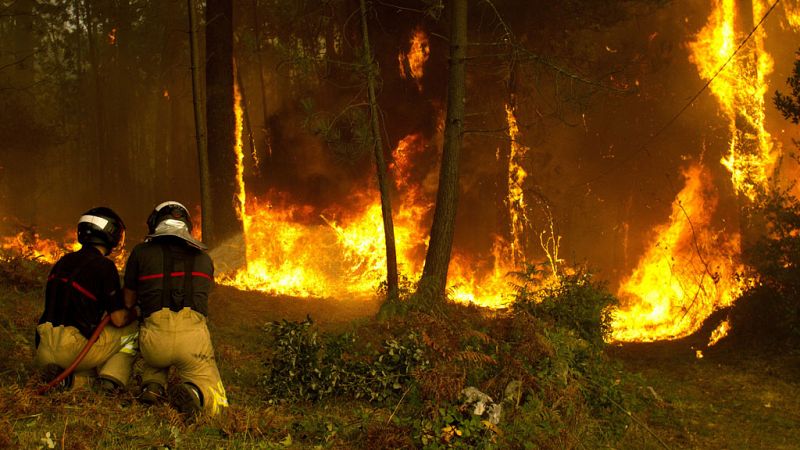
[145,201,206,250]
[77,207,126,254]
[146,201,192,234]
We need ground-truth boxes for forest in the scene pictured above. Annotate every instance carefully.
[1,0,800,448]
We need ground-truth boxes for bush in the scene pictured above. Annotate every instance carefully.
[512,264,618,347]
[733,190,800,342]
[261,316,428,403]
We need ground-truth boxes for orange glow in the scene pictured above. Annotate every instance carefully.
[398,28,430,91]
[611,165,745,342]
[108,28,117,45]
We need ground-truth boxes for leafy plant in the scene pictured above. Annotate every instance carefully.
[512,263,618,347]
[733,190,800,341]
[261,316,428,403]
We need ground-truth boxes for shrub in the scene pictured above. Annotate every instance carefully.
[733,190,800,341]
[512,264,618,347]
[261,316,428,403]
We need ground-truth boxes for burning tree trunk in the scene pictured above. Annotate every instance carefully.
[415,0,468,302]
[205,0,242,246]
[359,0,399,301]
[187,0,213,242]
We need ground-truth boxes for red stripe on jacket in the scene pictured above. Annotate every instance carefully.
[47,275,97,301]
[137,271,213,282]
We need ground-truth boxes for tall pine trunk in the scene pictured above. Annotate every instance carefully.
[205,0,241,246]
[251,0,272,160]
[359,0,399,301]
[187,0,213,242]
[416,0,467,302]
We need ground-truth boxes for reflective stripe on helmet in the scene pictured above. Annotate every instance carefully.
[79,215,110,230]
[154,201,188,213]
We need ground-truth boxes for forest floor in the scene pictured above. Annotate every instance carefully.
[1,281,799,449]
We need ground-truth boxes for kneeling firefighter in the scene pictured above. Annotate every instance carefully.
[122,201,228,416]
[35,207,138,391]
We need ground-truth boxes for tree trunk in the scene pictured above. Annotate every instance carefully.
[83,0,109,193]
[234,59,258,165]
[188,0,213,242]
[251,0,272,160]
[205,0,242,246]
[416,0,468,301]
[12,0,34,87]
[359,0,399,301]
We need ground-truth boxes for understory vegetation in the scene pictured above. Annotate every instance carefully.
[729,190,800,345]
[3,238,799,448]
[256,263,646,449]
[0,254,663,449]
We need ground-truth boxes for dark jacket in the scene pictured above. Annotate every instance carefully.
[38,246,124,339]
[123,237,214,319]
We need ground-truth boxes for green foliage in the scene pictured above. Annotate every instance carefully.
[261,316,428,403]
[734,190,800,340]
[513,264,618,347]
[774,49,800,125]
[404,404,498,450]
[300,99,373,164]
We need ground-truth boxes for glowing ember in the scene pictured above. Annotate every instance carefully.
[398,27,430,91]
[611,165,745,342]
[707,319,731,346]
[688,0,777,201]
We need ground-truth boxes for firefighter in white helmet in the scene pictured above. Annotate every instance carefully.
[35,207,138,392]
[122,201,228,416]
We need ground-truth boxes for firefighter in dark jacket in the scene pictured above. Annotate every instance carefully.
[35,207,138,391]
[123,201,228,416]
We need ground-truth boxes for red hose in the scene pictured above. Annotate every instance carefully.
[37,315,112,395]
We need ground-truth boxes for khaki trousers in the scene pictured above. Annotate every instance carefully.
[34,321,139,388]
[139,307,228,415]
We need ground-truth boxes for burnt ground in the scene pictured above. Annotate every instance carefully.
[609,334,800,449]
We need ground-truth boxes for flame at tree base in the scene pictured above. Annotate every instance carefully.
[611,165,746,342]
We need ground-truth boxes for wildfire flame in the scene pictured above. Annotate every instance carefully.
[1,230,79,264]
[688,0,777,201]
[222,128,519,306]
[1,228,127,268]
[611,165,745,342]
[505,100,530,266]
[398,27,430,91]
[611,0,781,343]
[708,318,731,346]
